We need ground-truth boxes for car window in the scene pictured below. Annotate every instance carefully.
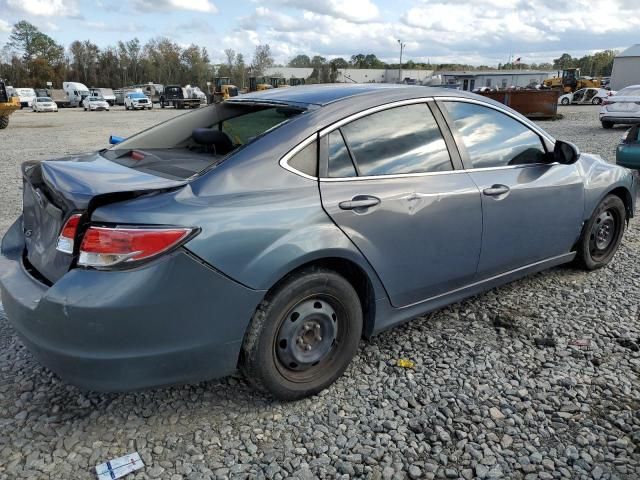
[443,101,546,169]
[288,141,317,177]
[221,107,302,146]
[339,104,453,176]
[618,86,640,96]
[328,130,357,178]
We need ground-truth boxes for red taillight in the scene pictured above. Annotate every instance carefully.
[78,226,194,268]
[56,213,83,254]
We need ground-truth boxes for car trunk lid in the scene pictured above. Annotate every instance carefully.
[21,152,187,284]
[605,96,640,112]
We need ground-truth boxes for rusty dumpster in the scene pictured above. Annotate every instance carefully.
[477,89,561,119]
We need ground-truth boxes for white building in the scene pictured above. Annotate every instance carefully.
[264,67,434,84]
[264,67,314,80]
[438,70,556,91]
[611,45,640,91]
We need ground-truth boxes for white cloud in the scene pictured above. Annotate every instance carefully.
[278,0,379,23]
[6,0,78,16]
[0,19,11,33]
[131,0,217,13]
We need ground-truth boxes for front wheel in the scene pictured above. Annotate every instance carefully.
[241,268,362,400]
[561,98,570,105]
[575,194,626,270]
[0,115,8,129]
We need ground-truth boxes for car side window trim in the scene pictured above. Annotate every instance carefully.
[436,98,556,171]
[279,133,318,181]
[427,101,465,171]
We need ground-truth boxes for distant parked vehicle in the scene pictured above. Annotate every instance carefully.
[32,97,58,113]
[124,92,152,110]
[90,88,116,106]
[600,85,640,128]
[82,95,110,111]
[558,88,611,106]
[63,82,90,107]
[14,88,36,108]
[160,85,201,109]
[616,124,640,169]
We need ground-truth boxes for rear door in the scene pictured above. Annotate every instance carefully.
[439,100,584,279]
[319,101,482,308]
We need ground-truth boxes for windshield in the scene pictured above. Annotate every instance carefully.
[130,93,145,99]
[90,96,104,101]
[617,86,640,97]
[37,97,52,102]
[103,103,305,180]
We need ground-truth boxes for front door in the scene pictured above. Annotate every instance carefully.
[440,100,585,278]
[319,102,482,307]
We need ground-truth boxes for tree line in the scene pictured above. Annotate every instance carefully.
[0,20,618,90]
[0,21,276,89]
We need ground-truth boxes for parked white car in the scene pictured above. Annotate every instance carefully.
[600,84,640,128]
[124,92,153,110]
[32,97,58,113]
[558,88,612,106]
[82,96,110,111]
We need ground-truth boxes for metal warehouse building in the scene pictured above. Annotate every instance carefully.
[438,70,556,91]
[611,45,640,91]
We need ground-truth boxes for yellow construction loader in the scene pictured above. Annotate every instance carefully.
[211,77,239,103]
[543,68,601,93]
[0,80,20,129]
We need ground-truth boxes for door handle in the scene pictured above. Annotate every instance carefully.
[339,196,381,211]
[483,184,510,197]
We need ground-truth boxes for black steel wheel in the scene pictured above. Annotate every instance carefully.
[576,194,626,270]
[241,267,362,400]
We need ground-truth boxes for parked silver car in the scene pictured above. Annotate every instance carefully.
[600,84,640,128]
[0,85,636,400]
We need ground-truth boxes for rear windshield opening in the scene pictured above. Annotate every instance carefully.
[102,103,306,180]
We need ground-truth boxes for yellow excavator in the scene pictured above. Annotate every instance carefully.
[0,80,20,129]
[248,76,273,92]
[211,77,239,103]
[543,68,601,93]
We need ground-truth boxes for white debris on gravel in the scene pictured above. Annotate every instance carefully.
[0,105,639,479]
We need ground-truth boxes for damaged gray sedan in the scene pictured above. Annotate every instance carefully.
[0,84,636,400]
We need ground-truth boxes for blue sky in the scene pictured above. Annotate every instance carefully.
[0,0,638,66]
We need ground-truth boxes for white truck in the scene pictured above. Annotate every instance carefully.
[62,82,90,107]
[14,88,37,108]
[90,87,116,106]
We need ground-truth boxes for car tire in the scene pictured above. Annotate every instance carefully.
[592,97,603,105]
[602,121,614,129]
[0,115,8,129]
[561,98,570,105]
[241,267,362,401]
[575,194,626,270]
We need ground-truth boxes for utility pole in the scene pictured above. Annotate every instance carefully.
[397,39,406,83]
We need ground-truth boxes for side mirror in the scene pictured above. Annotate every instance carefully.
[554,140,580,164]
[109,135,125,145]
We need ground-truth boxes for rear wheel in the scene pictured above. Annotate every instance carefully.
[575,194,626,270]
[592,97,603,105]
[602,121,614,129]
[241,268,362,400]
[0,115,8,129]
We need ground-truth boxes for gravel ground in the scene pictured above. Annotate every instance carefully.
[0,104,639,480]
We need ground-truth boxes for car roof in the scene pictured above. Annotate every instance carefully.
[231,83,477,107]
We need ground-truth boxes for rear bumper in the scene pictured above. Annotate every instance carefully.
[599,114,640,124]
[0,217,264,392]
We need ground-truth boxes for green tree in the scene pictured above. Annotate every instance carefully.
[251,44,274,77]
[288,54,311,67]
